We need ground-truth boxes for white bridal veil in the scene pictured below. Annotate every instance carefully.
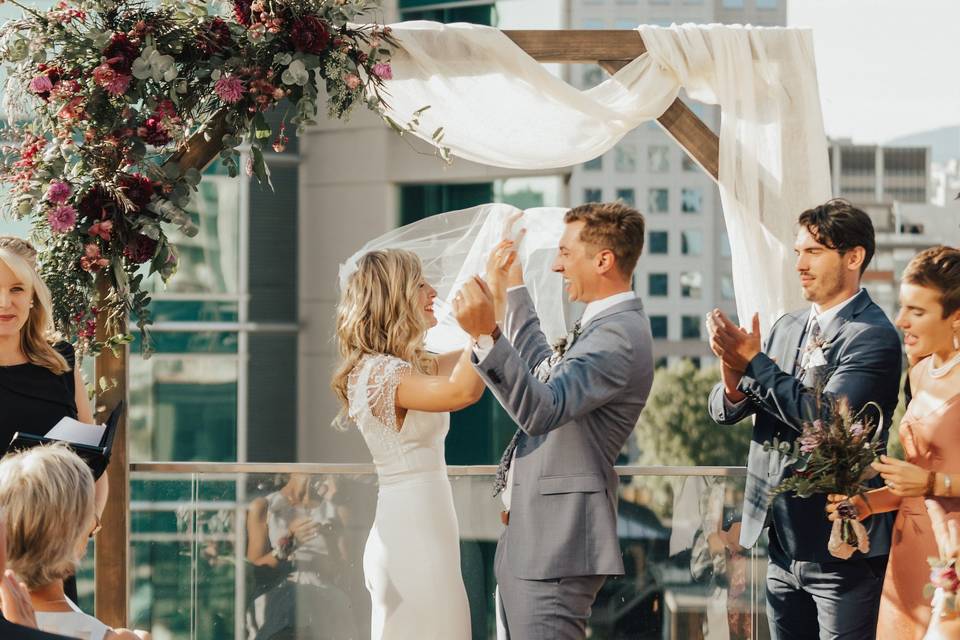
[339,204,572,353]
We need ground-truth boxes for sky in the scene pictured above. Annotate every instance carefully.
[787,0,960,144]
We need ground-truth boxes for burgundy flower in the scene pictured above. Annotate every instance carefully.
[30,65,61,102]
[77,186,119,222]
[123,234,158,264]
[119,173,156,210]
[138,117,171,146]
[289,15,330,55]
[233,0,253,27]
[198,17,234,57]
[103,33,138,74]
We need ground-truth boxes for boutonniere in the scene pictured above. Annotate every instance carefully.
[551,321,583,360]
[802,335,830,369]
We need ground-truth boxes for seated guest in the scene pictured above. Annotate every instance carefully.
[0,444,149,640]
[0,237,109,602]
[0,507,72,639]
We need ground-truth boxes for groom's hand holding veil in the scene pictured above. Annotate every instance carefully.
[484,211,525,322]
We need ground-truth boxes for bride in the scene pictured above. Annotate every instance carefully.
[331,248,504,639]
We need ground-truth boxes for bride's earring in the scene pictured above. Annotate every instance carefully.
[954,332,959,351]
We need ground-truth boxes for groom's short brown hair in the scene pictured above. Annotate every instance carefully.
[565,202,645,277]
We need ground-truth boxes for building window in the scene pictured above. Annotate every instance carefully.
[615,143,637,172]
[720,231,732,258]
[756,0,777,7]
[584,188,602,203]
[649,315,668,339]
[616,188,636,206]
[649,273,668,297]
[839,146,875,176]
[400,3,494,24]
[681,230,703,256]
[584,155,602,171]
[883,148,926,176]
[648,188,669,213]
[581,18,605,29]
[682,315,702,339]
[721,0,744,7]
[681,271,702,299]
[682,155,698,172]
[681,188,703,213]
[648,231,668,254]
[686,356,702,368]
[648,145,670,172]
[721,274,735,300]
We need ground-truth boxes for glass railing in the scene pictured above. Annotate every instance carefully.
[128,463,768,640]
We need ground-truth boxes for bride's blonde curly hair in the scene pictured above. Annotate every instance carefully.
[331,249,437,426]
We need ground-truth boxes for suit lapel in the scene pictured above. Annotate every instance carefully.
[780,311,809,376]
[820,289,872,349]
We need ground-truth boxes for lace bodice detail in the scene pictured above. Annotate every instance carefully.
[347,354,450,482]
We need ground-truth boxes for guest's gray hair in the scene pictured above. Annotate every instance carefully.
[0,443,95,589]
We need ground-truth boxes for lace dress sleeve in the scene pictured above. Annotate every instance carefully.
[348,355,413,432]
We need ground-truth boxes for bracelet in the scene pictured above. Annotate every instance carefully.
[945,473,953,497]
[926,471,937,496]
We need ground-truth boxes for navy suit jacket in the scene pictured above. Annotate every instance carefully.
[709,289,902,563]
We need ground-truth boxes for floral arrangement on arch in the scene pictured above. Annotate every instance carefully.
[0,0,395,353]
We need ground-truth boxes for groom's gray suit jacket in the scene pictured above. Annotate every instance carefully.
[475,287,654,580]
[708,289,901,563]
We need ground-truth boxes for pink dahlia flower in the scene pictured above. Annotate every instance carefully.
[215,75,245,103]
[47,204,77,233]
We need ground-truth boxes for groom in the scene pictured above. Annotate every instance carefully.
[453,202,654,639]
[707,199,901,639]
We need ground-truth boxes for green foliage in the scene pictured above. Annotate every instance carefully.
[632,360,751,468]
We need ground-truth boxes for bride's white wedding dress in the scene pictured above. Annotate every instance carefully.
[348,353,471,640]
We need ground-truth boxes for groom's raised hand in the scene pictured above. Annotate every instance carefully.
[453,276,498,339]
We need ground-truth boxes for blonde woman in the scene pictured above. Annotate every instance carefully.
[0,237,108,604]
[332,249,489,640]
[0,444,149,639]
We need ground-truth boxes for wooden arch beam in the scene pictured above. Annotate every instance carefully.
[503,30,719,181]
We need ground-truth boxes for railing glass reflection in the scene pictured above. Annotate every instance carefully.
[128,465,768,640]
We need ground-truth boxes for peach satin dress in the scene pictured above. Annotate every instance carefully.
[877,362,960,640]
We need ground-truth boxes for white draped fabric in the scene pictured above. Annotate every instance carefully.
[376,22,832,331]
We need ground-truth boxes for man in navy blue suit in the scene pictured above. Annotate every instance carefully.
[707,200,901,639]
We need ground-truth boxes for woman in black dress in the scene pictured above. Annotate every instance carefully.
[0,237,104,601]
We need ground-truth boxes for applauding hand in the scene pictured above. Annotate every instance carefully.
[707,310,761,374]
[0,569,38,629]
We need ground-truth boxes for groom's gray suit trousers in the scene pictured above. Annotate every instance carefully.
[495,539,605,640]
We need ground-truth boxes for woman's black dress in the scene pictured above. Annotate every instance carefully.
[0,341,81,601]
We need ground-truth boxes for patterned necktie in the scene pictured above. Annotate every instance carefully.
[493,319,583,496]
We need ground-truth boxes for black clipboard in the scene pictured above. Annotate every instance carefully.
[6,401,123,480]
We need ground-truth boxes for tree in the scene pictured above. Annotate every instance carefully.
[632,361,751,468]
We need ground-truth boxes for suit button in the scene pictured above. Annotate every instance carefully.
[488,370,502,384]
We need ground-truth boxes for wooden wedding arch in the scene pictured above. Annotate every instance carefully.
[94,29,721,625]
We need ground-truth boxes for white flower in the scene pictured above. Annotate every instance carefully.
[274,52,293,66]
[281,59,309,86]
[132,47,177,83]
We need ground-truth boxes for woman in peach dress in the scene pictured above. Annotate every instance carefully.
[828,246,960,640]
